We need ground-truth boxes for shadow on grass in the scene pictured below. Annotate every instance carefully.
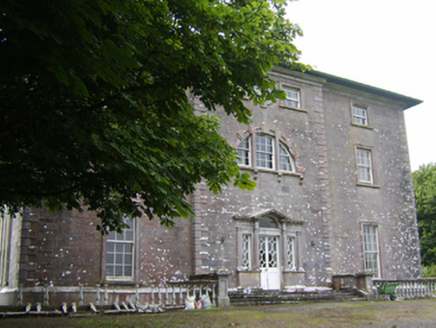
[2,299,436,328]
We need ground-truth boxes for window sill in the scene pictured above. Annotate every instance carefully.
[103,280,137,286]
[237,268,261,273]
[351,122,374,130]
[239,166,298,176]
[356,182,380,189]
[279,104,308,113]
[283,268,305,274]
[239,166,303,183]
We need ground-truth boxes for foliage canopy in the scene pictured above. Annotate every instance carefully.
[0,0,305,231]
[413,163,436,266]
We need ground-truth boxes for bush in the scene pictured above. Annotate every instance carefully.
[422,264,436,278]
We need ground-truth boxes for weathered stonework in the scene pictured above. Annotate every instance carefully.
[0,68,422,302]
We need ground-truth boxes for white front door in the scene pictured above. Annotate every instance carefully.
[259,235,280,290]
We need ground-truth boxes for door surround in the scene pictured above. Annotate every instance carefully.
[234,209,304,290]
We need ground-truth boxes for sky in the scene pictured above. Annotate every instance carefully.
[286,0,435,171]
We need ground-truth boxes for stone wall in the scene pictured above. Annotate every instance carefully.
[322,82,421,278]
[189,69,334,287]
[19,207,102,287]
[18,208,194,287]
[14,68,421,293]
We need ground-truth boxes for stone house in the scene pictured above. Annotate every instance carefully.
[0,67,422,304]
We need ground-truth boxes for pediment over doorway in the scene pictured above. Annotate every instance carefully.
[233,209,304,226]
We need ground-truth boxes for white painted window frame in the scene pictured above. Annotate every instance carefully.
[0,212,11,287]
[279,143,295,172]
[281,85,301,109]
[352,105,368,126]
[362,225,381,278]
[236,216,303,275]
[286,236,296,270]
[236,137,251,167]
[236,134,296,174]
[105,219,135,281]
[256,134,275,170]
[356,147,374,184]
[241,233,252,269]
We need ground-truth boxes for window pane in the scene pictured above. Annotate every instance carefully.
[105,217,135,278]
[358,166,371,182]
[107,231,117,240]
[106,253,114,264]
[116,254,124,264]
[237,137,250,166]
[287,237,295,269]
[363,225,380,278]
[259,236,267,268]
[259,217,278,229]
[124,266,133,276]
[280,156,291,171]
[242,234,251,269]
[239,138,249,149]
[356,148,373,183]
[106,265,114,276]
[237,149,249,165]
[283,86,300,108]
[125,231,134,241]
[352,106,368,125]
[256,135,273,169]
[267,237,278,268]
[106,243,114,252]
[279,144,294,172]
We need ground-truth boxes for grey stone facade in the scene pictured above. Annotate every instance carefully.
[0,68,422,302]
[188,67,421,289]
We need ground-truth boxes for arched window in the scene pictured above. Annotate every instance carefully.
[259,216,279,229]
[236,134,296,174]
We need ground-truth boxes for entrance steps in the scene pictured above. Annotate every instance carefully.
[228,287,366,306]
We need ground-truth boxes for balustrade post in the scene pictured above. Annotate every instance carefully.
[430,280,436,296]
[425,281,429,297]
[216,270,230,307]
[212,283,217,306]
[79,284,84,306]
[396,282,403,298]
[158,285,162,305]
[355,272,374,298]
[44,285,50,306]
[17,284,23,305]
[151,285,155,305]
[135,284,139,305]
[164,285,169,306]
[96,284,100,305]
[172,285,176,306]
[193,284,197,300]
[104,284,109,305]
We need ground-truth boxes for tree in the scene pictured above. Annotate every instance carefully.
[0,0,306,232]
[413,163,436,266]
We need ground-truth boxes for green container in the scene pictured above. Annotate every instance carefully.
[377,283,399,295]
[377,283,399,300]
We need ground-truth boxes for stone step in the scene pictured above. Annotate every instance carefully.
[229,290,365,306]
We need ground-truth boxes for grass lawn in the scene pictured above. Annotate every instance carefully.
[1,299,436,327]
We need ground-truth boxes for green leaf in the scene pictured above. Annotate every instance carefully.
[0,0,305,232]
